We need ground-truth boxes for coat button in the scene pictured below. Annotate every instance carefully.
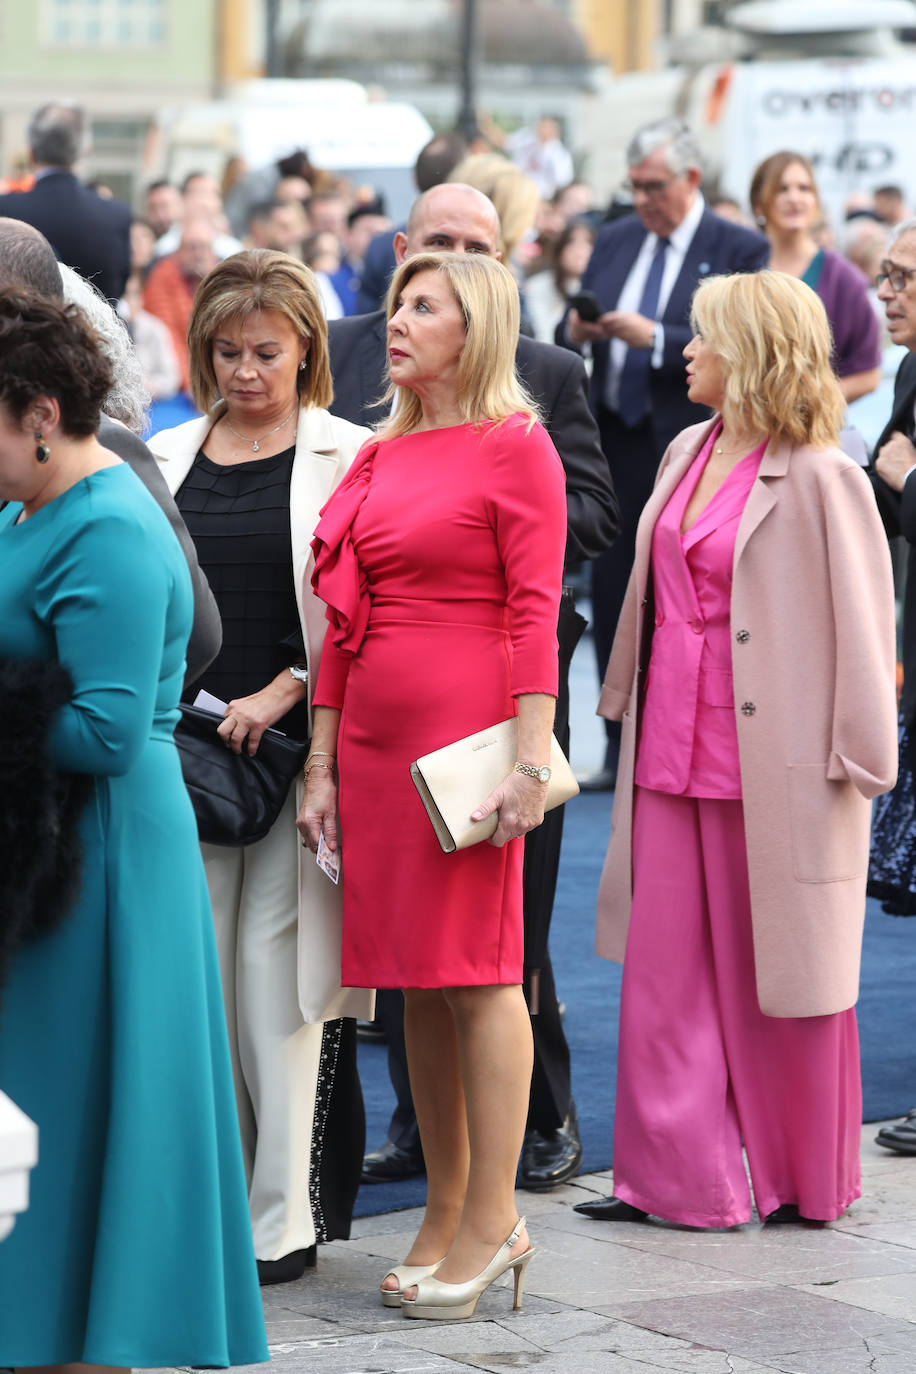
[736,629,750,643]
[655,611,664,626]
[741,701,756,716]
[690,618,704,634]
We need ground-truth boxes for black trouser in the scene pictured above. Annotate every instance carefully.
[590,407,659,765]
[375,592,585,1149]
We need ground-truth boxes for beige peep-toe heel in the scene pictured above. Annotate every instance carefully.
[401,1218,534,1321]
[379,1257,445,1307]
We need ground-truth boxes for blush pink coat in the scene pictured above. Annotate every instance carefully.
[596,418,898,1017]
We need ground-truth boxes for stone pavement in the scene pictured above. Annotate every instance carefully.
[155,1122,916,1374]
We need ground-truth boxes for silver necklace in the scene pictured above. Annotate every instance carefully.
[225,401,298,453]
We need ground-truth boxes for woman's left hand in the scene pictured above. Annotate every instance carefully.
[217,672,305,755]
[472,770,547,848]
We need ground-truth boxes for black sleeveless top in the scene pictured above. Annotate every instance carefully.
[176,445,308,739]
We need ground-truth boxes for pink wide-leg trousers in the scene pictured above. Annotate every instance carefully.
[612,787,862,1226]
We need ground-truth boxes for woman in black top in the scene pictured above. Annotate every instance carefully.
[149,250,371,1285]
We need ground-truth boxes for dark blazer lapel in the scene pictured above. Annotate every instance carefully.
[663,210,718,327]
[594,217,647,307]
[878,352,916,451]
[358,311,388,420]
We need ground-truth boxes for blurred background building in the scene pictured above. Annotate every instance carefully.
[2,0,916,216]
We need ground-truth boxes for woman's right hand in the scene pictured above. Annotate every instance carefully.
[296,766,339,853]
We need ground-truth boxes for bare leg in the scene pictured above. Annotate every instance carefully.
[404,983,533,1297]
[381,987,468,1292]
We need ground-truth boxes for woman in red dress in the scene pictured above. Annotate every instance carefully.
[298,252,567,1319]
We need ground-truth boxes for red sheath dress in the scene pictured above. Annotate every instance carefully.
[311,414,566,988]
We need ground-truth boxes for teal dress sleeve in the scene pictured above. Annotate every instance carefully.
[33,506,174,775]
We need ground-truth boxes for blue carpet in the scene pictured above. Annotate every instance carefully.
[354,790,916,1218]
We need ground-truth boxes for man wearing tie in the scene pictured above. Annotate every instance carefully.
[871,218,916,1158]
[563,118,768,789]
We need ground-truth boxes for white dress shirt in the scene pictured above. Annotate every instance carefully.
[605,193,706,414]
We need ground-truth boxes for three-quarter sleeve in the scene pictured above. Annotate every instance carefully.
[486,419,567,697]
[34,509,174,776]
[311,635,352,709]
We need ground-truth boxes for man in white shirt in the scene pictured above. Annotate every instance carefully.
[561,117,768,789]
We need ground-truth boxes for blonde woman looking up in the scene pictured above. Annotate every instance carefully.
[300,252,567,1320]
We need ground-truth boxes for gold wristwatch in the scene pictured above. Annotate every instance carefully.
[515,761,551,784]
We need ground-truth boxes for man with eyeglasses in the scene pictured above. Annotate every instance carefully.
[559,117,767,790]
[871,220,916,1158]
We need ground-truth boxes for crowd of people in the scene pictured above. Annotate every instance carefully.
[1,95,916,1367]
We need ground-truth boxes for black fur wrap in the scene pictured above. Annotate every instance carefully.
[0,658,92,990]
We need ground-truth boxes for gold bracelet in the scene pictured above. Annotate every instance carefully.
[306,750,336,762]
[303,759,336,780]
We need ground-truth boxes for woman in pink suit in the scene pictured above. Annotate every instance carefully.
[298,252,567,1315]
[575,270,898,1229]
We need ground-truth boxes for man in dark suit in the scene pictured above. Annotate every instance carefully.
[0,103,131,305]
[562,117,768,789]
[330,182,619,1191]
[0,216,220,684]
[870,218,916,1157]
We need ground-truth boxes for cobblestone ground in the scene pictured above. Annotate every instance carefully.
[153,1124,916,1374]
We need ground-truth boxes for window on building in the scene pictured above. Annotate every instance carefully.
[43,0,166,48]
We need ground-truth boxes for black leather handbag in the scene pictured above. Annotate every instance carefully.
[175,704,307,847]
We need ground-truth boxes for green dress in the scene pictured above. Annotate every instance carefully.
[0,464,268,1367]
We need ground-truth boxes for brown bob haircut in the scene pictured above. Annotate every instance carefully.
[749,150,821,224]
[187,248,333,413]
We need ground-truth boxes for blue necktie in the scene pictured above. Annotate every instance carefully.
[617,236,669,427]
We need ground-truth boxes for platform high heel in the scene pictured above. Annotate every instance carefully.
[379,1257,445,1307]
[401,1218,534,1321]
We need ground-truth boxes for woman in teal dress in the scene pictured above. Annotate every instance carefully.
[0,292,267,1366]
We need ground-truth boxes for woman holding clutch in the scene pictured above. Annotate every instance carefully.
[576,271,896,1230]
[299,252,567,1319]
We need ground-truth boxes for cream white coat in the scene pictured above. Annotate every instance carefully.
[150,402,374,1022]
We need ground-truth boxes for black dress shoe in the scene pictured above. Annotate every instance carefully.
[519,1103,583,1191]
[875,1109,916,1155]
[361,1138,425,1184]
[573,1195,648,1221]
[577,767,617,793]
[763,1204,823,1225]
[256,1244,317,1286]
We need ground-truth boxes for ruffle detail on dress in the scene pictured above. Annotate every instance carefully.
[311,439,379,655]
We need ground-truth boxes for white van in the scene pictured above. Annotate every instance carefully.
[158,79,433,222]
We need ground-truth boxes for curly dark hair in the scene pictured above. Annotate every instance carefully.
[0,290,113,437]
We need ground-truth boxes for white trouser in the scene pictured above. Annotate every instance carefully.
[201,789,323,1261]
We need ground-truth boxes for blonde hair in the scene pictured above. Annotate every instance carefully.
[187,248,332,412]
[691,270,845,449]
[377,252,539,440]
[449,153,539,261]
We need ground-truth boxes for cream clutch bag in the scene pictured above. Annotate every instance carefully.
[410,717,579,853]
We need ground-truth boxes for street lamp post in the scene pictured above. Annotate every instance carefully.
[458,0,479,140]
[265,0,282,78]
